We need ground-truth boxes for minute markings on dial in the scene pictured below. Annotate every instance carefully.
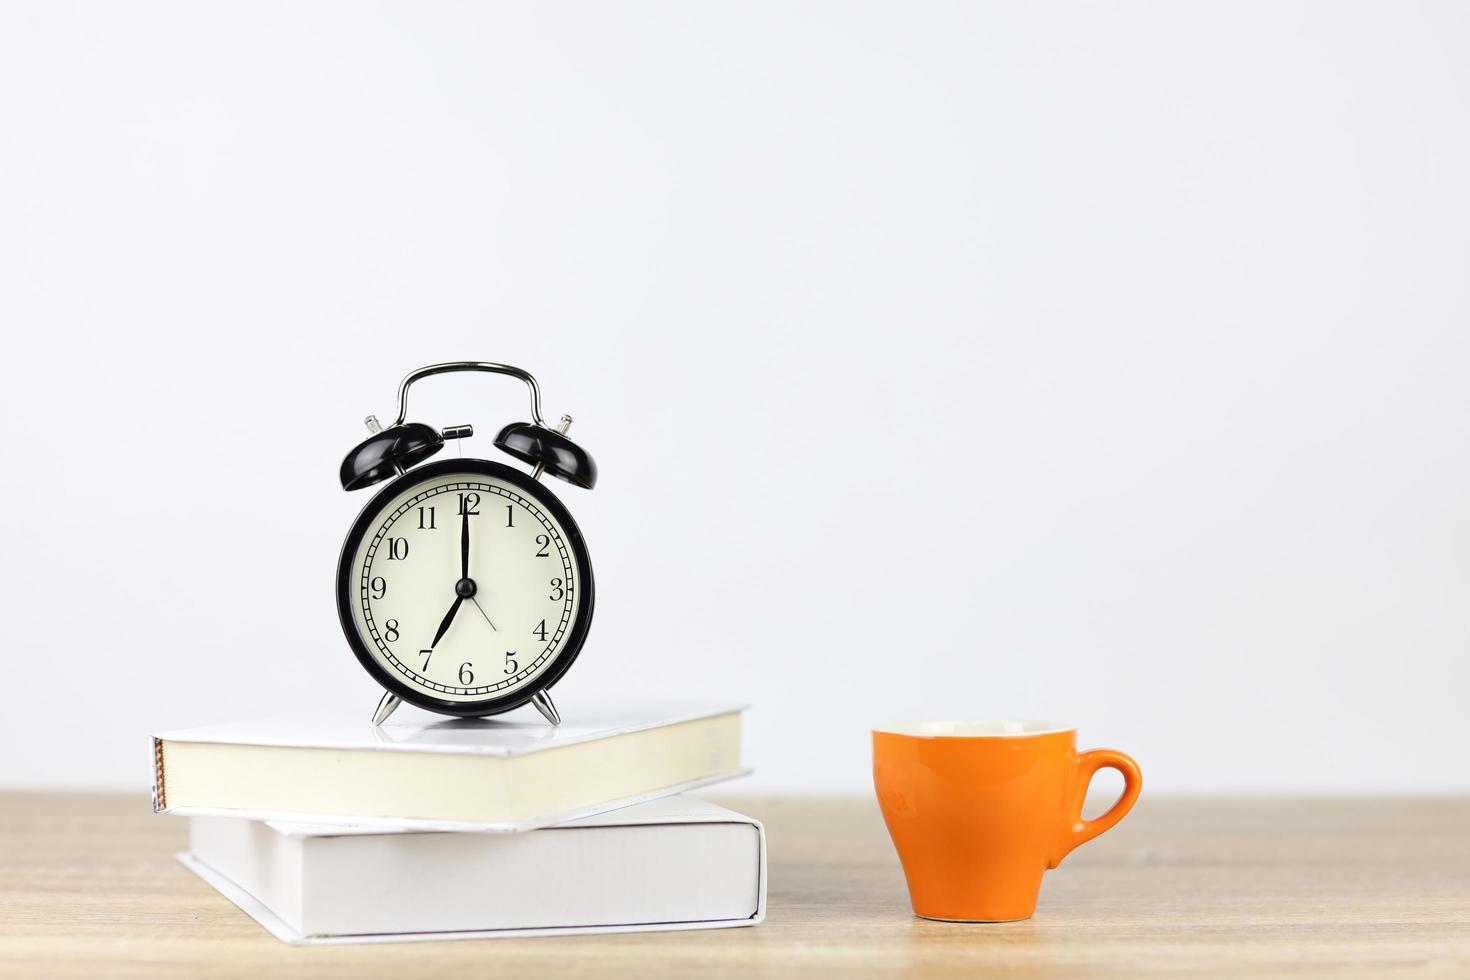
[357,480,575,696]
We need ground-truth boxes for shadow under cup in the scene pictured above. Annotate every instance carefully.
[872,720,1141,923]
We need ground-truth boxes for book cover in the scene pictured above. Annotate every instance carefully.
[180,796,767,944]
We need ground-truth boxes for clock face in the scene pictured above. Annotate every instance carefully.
[338,459,593,713]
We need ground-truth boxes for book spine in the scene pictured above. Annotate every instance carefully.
[151,737,167,812]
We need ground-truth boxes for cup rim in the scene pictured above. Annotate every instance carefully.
[872,719,1075,738]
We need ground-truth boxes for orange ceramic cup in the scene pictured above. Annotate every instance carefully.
[873,720,1141,922]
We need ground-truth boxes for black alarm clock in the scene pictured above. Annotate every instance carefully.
[336,362,596,727]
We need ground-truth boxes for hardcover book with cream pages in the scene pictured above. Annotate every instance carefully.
[152,700,747,831]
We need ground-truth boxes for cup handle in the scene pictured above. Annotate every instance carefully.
[1047,748,1142,869]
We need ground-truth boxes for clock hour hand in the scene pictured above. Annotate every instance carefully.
[429,595,465,649]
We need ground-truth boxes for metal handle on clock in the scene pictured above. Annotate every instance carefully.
[393,361,547,428]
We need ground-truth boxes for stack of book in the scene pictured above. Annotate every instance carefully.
[152,700,759,944]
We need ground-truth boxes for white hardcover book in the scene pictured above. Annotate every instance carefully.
[153,699,748,831]
[180,796,766,944]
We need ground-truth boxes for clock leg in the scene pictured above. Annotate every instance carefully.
[371,692,402,726]
[531,690,561,726]
[526,415,570,729]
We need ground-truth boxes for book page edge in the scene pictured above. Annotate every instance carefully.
[156,766,754,832]
[152,704,750,756]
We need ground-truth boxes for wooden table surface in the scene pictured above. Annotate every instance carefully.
[1,793,1468,978]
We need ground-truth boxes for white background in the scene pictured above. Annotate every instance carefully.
[3,1,1467,794]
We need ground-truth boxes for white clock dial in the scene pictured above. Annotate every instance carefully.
[347,470,583,703]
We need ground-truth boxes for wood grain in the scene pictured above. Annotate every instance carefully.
[1,793,1468,978]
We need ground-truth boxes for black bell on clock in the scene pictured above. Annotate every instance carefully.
[494,422,598,489]
[338,422,445,491]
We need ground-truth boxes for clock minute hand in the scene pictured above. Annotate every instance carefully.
[461,504,470,581]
